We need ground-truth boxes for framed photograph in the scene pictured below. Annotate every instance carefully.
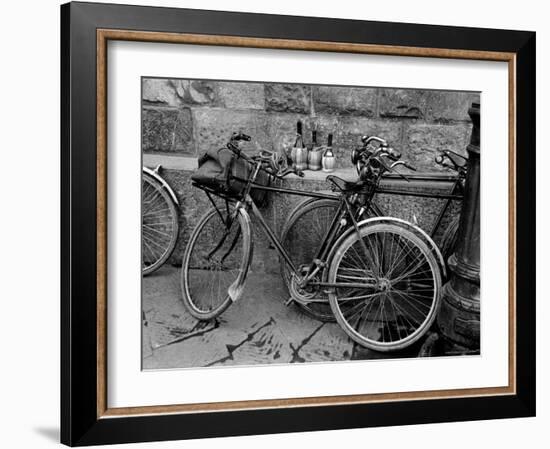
[61,1,535,446]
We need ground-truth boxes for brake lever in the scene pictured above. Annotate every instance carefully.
[388,160,412,182]
[445,149,468,161]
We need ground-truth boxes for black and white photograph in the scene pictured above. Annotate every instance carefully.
[0,0,542,446]
[141,78,481,369]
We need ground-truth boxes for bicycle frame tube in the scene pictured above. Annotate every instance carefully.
[248,200,299,276]
[237,180,338,200]
[428,178,462,236]
[375,187,462,200]
[237,160,344,278]
[366,178,462,238]
[249,198,354,286]
[301,200,349,280]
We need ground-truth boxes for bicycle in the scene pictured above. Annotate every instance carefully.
[181,132,443,352]
[280,136,467,321]
[142,166,180,276]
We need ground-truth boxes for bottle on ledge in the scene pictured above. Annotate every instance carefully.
[291,120,308,171]
[322,133,335,172]
[308,130,323,171]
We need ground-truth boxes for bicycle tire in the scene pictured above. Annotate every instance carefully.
[142,172,179,276]
[181,207,252,321]
[279,197,341,322]
[328,222,442,352]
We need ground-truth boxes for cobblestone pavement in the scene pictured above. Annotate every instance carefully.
[142,265,425,370]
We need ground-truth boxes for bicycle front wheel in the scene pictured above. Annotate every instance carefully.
[328,222,442,352]
[142,172,179,276]
[181,207,251,321]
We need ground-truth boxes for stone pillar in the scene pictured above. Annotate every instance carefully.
[437,103,480,349]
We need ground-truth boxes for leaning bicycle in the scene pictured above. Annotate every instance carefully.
[181,132,443,352]
[280,136,466,321]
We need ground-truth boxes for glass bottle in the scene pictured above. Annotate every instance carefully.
[322,133,335,172]
[291,121,308,170]
[308,130,323,171]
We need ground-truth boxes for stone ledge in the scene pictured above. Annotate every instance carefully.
[143,153,457,190]
[144,154,461,270]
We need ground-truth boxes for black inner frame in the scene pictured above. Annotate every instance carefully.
[61,2,536,446]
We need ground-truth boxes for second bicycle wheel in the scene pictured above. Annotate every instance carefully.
[142,172,179,276]
[181,207,251,321]
[280,198,340,321]
[327,222,442,352]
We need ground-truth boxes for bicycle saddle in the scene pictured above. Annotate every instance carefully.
[326,175,365,192]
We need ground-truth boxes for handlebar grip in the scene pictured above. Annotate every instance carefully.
[295,168,305,178]
[387,147,401,160]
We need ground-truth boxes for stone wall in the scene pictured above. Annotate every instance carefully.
[142,78,479,170]
[142,79,476,272]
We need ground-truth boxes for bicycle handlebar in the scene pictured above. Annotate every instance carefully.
[435,150,467,173]
[354,135,417,182]
[361,135,387,146]
[231,132,251,142]
[227,133,304,180]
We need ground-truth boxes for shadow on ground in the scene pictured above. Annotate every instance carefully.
[142,266,426,370]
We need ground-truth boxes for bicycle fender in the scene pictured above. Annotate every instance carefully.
[227,207,253,302]
[143,166,179,206]
[322,216,447,280]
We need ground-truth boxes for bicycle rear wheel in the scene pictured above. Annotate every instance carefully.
[279,198,340,321]
[181,207,251,321]
[142,172,179,276]
[328,222,442,351]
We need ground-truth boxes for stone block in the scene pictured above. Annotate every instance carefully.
[217,81,265,109]
[313,116,403,168]
[193,109,271,155]
[312,86,377,117]
[142,79,182,106]
[142,107,194,154]
[265,83,311,113]
[378,88,430,119]
[142,78,220,107]
[426,91,480,123]
[403,123,472,171]
[379,88,480,123]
